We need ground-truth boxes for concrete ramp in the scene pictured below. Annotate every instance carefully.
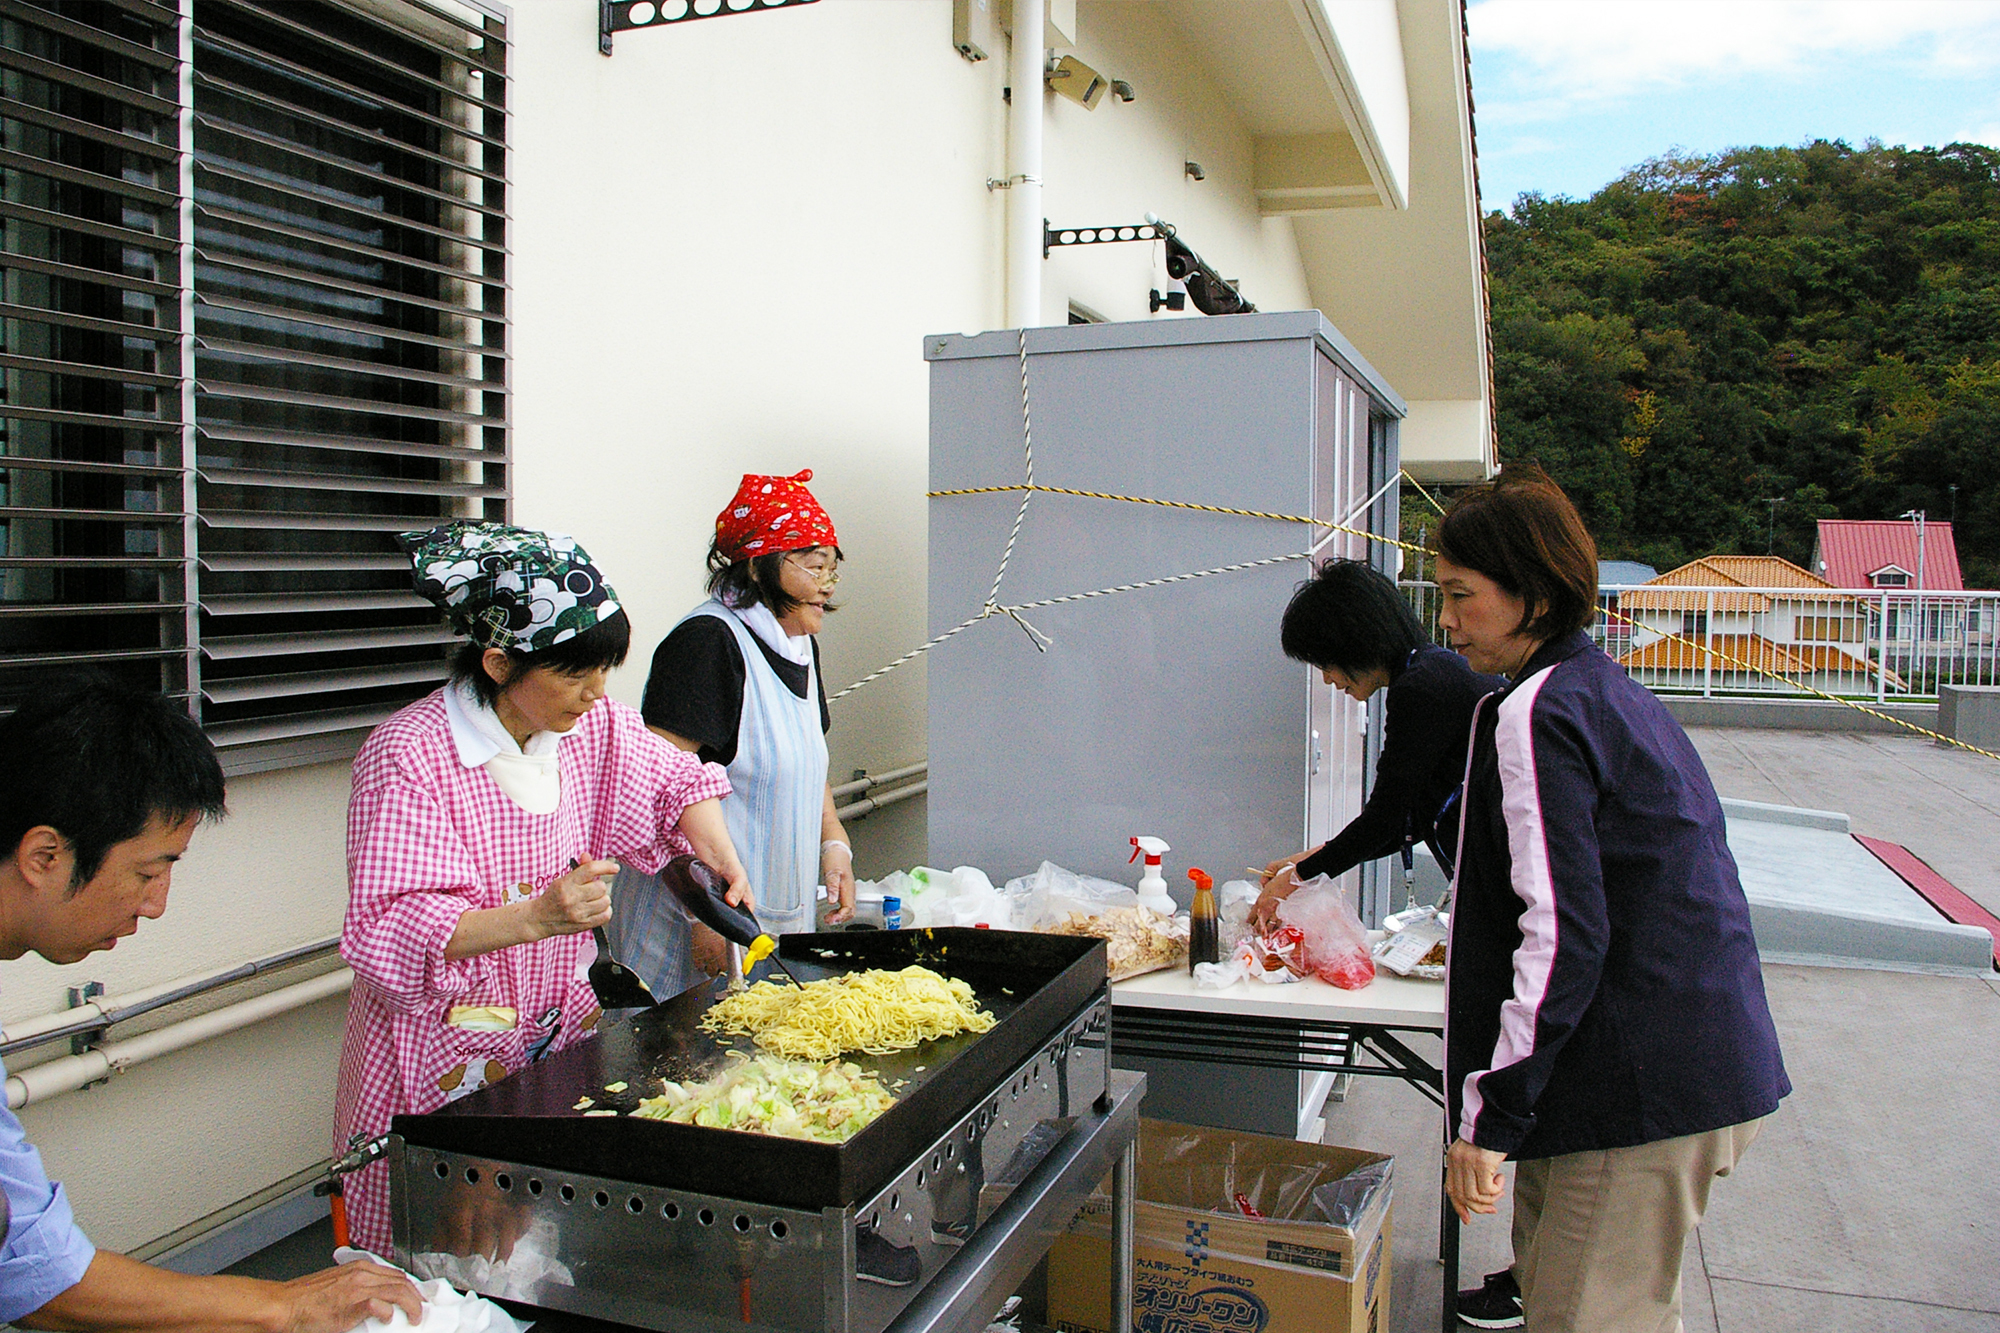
[1721,798,1994,976]
[1404,797,1996,976]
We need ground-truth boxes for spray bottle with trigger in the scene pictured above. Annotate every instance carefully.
[1129,836,1174,917]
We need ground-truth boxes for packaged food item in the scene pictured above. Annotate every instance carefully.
[1045,906,1188,980]
[1273,877,1376,990]
[1372,909,1447,979]
[882,895,903,930]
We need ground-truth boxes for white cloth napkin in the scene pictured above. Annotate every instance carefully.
[441,680,564,814]
[332,1248,531,1333]
[733,600,814,666]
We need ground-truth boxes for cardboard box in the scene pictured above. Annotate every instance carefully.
[1046,1119,1392,1333]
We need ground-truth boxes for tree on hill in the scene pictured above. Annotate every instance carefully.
[1485,139,2000,585]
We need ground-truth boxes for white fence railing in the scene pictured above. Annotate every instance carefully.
[1401,581,2000,701]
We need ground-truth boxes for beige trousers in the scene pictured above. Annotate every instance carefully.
[1512,1118,1765,1333]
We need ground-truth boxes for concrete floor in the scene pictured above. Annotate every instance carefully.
[1324,725,2000,1332]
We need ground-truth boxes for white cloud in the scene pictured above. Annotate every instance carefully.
[1468,0,2000,104]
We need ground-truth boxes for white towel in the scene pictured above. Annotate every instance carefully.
[332,1248,534,1333]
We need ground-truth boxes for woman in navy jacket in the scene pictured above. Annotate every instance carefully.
[1435,465,1789,1333]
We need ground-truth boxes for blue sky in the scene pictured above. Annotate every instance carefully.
[1465,0,2000,214]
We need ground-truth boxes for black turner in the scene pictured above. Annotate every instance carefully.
[574,858,659,1009]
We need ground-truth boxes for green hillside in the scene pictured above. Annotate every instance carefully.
[1485,139,2000,585]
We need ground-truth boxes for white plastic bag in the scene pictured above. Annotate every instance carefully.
[944,865,1011,927]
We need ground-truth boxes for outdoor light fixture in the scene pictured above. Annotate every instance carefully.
[1110,79,1136,103]
[1184,160,1205,181]
[599,0,819,55]
[1047,55,1108,108]
[1042,216,1256,316]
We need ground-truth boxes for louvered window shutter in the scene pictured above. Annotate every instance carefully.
[1,0,508,771]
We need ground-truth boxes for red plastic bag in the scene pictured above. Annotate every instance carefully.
[1273,876,1376,990]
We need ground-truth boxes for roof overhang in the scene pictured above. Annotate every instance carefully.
[1158,0,1410,212]
[1153,0,1491,485]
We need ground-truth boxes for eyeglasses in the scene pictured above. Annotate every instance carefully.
[785,553,840,588]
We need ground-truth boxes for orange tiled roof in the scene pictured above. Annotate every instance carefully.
[1618,555,1850,613]
[1615,633,1903,688]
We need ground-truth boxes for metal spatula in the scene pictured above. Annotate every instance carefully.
[573,858,658,1009]
[588,925,658,1009]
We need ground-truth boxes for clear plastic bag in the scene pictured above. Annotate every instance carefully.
[1273,875,1377,990]
[1005,861,1183,979]
[1308,1158,1394,1228]
[1003,860,1140,930]
[1216,879,1260,953]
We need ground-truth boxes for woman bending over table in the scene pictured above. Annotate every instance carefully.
[1255,559,1503,921]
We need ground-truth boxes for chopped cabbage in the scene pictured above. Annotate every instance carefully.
[632,1054,896,1142]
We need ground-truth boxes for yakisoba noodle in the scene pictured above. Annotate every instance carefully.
[702,964,995,1060]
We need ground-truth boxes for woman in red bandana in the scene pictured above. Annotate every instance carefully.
[621,471,856,989]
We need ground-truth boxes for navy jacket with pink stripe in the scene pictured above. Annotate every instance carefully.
[1445,631,1790,1160]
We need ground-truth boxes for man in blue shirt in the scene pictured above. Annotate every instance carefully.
[0,678,422,1333]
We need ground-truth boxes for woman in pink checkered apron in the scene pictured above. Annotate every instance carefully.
[332,523,754,1256]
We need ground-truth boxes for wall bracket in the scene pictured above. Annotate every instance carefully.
[600,0,821,56]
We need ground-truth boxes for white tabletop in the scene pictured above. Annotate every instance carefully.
[1111,965,1445,1029]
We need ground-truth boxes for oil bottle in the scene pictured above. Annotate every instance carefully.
[1188,867,1219,971]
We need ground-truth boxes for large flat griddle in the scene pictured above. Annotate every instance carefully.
[393,928,1107,1211]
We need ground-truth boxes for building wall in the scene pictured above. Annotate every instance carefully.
[0,0,1326,1252]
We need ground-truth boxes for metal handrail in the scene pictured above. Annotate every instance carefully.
[829,761,926,801]
[0,937,340,1059]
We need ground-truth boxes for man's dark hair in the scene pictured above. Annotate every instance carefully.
[1434,460,1599,641]
[0,675,227,890]
[703,536,843,619]
[1280,560,1428,674]
[450,607,634,706]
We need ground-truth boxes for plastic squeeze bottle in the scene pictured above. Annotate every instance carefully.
[1129,836,1174,916]
[1188,868,1219,971]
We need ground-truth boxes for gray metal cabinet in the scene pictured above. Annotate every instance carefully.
[925,312,1404,908]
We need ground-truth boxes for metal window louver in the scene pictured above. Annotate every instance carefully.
[1,0,508,765]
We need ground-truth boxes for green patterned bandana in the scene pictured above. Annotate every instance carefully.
[400,522,622,652]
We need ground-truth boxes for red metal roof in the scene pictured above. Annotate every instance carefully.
[1812,520,1963,591]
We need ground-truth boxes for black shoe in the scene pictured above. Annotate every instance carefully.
[855,1227,922,1287]
[1457,1268,1523,1330]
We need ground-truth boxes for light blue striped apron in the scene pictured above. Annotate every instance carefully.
[692,599,825,936]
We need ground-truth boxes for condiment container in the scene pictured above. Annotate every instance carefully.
[1188,868,1219,971]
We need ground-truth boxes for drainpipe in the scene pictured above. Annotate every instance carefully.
[1006,0,1045,327]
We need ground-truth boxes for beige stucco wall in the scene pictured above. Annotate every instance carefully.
[0,0,1328,1253]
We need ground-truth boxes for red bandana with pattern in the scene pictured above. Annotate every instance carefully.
[714,469,839,562]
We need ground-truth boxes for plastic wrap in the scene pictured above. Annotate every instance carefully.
[1004,860,1141,928]
[1007,861,1185,979]
[1308,1158,1394,1228]
[1060,1119,1393,1284]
